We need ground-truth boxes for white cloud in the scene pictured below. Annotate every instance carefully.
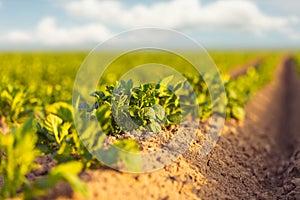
[65,0,198,28]
[260,0,300,15]
[3,31,33,43]
[1,0,299,47]
[64,0,299,38]
[1,17,111,45]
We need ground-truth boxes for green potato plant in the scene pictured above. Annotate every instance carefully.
[86,76,187,136]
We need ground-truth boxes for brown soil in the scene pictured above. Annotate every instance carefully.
[0,116,10,135]
[43,56,300,199]
[26,154,57,182]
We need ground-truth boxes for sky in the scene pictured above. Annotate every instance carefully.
[0,0,299,50]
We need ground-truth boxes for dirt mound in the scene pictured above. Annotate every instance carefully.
[191,56,300,199]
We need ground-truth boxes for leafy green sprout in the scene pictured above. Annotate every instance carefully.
[87,76,186,136]
[0,117,88,199]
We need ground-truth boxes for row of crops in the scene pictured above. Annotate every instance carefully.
[0,52,288,198]
[294,54,300,75]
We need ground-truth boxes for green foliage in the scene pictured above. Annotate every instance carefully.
[87,76,186,135]
[0,52,281,198]
[37,110,95,166]
[224,55,280,120]
[45,102,73,122]
[0,117,87,199]
[0,117,38,198]
[210,51,266,73]
[83,54,280,133]
[44,114,70,145]
[293,54,300,75]
[0,84,39,123]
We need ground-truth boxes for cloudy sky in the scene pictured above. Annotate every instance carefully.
[0,0,299,50]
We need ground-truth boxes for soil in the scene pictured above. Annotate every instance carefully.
[42,56,300,199]
[0,116,10,135]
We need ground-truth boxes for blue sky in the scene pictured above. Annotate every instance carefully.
[0,0,299,50]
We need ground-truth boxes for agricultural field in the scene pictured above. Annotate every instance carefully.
[0,51,300,199]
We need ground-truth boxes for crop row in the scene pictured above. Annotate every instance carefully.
[0,52,281,198]
[293,53,300,75]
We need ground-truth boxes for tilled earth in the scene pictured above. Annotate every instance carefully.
[44,56,300,200]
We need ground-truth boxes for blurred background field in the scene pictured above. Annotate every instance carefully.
[1,0,300,199]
